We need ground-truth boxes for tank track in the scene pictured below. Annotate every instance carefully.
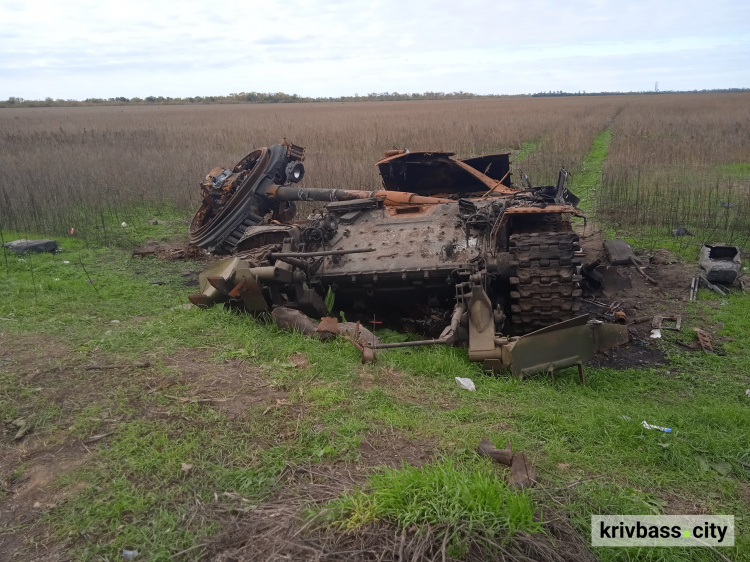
[189,144,293,255]
[212,212,263,256]
[509,231,582,334]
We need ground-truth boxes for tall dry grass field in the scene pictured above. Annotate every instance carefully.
[598,93,750,245]
[0,94,748,247]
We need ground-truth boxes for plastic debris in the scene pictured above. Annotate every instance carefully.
[745,389,749,398]
[455,377,476,391]
[642,421,672,433]
[650,329,661,339]
[122,550,139,560]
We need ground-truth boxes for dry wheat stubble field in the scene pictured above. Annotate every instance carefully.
[1,94,749,249]
[1,95,750,561]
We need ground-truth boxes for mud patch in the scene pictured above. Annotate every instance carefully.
[589,340,668,370]
[356,368,454,409]
[148,349,288,419]
[358,429,433,468]
[0,441,90,560]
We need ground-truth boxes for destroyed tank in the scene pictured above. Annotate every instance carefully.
[189,141,627,375]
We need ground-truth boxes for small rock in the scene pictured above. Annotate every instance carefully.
[33,501,41,508]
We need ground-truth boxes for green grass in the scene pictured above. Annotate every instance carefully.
[2,202,192,250]
[569,126,613,212]
[1,224,749,561]
[717,163,750,180]
[320,456,540,556]
[515,139,541,162]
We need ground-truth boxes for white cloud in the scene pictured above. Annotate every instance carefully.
[0,0,748,99]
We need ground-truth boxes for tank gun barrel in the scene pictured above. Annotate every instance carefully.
[265,185,451,206]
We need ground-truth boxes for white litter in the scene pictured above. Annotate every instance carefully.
[650,329,661,339]
[455,377,476,391]
[121,222,128,227]
[641,420,671,433]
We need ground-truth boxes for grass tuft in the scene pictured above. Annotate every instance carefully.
[319,456,541,553]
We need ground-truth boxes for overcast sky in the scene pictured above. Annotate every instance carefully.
[1,0,748,100]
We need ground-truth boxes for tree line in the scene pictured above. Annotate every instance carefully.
[2,88,748,108]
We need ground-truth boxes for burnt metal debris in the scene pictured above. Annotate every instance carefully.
[699,245,741,285]
[689,245,742,300]
[3,239,59,254]
[189,141,628,377]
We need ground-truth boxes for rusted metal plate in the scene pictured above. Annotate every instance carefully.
[234,268,268,311]
[693,328,714,353]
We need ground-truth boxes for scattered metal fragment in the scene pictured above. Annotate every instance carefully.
[690,276,700,301]
[510,452,538,489]
[699,275,727,297]
[271,306,379,362]
[477,438,537,489]
[477,438,513,465]
[272,307,326,339]
[652,315,681,332]
[693,328,714,353]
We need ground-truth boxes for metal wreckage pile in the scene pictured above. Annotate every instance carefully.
[187,139,629,380]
